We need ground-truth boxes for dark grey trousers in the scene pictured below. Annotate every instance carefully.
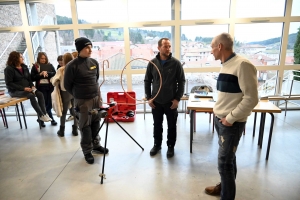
[9,90,46,117]
[75,96,101,155]
[60,90,77,127]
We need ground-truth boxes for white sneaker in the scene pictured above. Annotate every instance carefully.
[66,115,74,121]
[45,114,52,121]
[39,115,51,122]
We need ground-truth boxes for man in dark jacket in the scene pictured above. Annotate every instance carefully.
[64,37,108,164]
[144,38,186,158]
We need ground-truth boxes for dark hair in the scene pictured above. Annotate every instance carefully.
[6,51,21,67]
[158,38,170,47]
[57,55,63,61]
[36,52,49,64]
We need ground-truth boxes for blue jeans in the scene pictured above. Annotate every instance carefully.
[214,116,246,200]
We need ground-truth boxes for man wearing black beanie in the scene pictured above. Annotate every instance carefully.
[64,37,108,164]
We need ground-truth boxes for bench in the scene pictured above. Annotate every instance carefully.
[0,97,28,128]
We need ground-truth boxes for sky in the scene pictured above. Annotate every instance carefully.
[54,0,300,43]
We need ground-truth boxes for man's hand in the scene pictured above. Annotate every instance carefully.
[24,87,32,92]
[219,117,232,126]
[170,99,179,109]
[148,99,155,109]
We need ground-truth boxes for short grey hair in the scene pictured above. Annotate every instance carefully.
[213,33,233,51]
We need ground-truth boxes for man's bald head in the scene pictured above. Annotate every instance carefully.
[212,33,234,51]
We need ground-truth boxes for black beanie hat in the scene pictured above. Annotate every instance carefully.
[75,37,92,53]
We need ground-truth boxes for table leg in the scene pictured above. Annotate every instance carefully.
[190,110,195,153]
[266,113,275,160]
[2,108,8,128]
[15,104,22,129]
[20,102,27,129]
[258,113,266,148]
[253,112,257,137]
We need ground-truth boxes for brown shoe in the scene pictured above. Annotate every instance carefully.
[205,182,221,196]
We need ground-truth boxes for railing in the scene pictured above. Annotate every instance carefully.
[0,32,19,60]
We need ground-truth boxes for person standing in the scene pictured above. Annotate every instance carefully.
[64,37,108,164]
[4,51,51,123]
[205,33,258,199]
[51,52,78,137]
[144,38,185,158]
[31,52,57,126]
[56,55,63,70]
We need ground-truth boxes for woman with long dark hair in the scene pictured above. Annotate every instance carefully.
[31,52,57,126]
[4,51,51,123]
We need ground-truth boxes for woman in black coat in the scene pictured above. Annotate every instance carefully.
[4,51,51,124]
[31,52,57,126]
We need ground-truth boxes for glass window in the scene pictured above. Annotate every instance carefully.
[0,3,22,27]
[257,70,277,97]
[30,30,74,66]
[234,23,283,66]
[128,0,172,22]
[292,0,300,16]
[181,0,230,20]
[286,22,300,65]
[26,0,72,26]
[128,27,173,69]
[79,28,125,70]
[0,32,27,73]
[277,70,300,109]
[236,0,285,18]
[181,25,228,68]
[76,0,127,23]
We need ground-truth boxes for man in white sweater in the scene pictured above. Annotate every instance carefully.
[205,33,258,200]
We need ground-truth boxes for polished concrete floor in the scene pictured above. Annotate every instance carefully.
[0,111,300,200]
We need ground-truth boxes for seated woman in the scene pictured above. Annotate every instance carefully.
[4,51,52,124]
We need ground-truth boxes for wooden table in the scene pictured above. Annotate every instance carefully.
[187,95,281,160]
[0,97,28,129]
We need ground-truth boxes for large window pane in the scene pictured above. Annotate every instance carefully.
[257,70,277,97]
[181,0,230,20]
[26,0,72,26]
[128,27,173,69]
[234,23,283,66]
[236,0,285,18]
[286,22,300,65]
[76,0,127,23]
[128,0,172,22]
[0,32,27,73]
[79,28,125,70]
[181,25,228,68]
[30,30,74,67]
[0,3,22,27]
[292,0,300,16]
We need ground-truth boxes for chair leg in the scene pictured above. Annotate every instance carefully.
[212,113,215,133]
[0,109,7,127]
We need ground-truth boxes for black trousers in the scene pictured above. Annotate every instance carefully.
[151,101,178,147]
[38,85,54,120]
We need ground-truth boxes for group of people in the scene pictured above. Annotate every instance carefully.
[4,33,258,199]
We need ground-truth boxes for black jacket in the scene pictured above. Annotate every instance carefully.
[64,56,99,99]
[31,63,56,88]
[144,53,186,104]
[4,64,34,93]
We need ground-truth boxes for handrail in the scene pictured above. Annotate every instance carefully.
[0,32,19,59]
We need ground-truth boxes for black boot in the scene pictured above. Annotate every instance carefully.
[36,119,45,127]
[72,125,78,136]
[57,125,65,137]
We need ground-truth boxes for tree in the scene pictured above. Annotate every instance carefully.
[293,27,300,81]
[83,29,95,39]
